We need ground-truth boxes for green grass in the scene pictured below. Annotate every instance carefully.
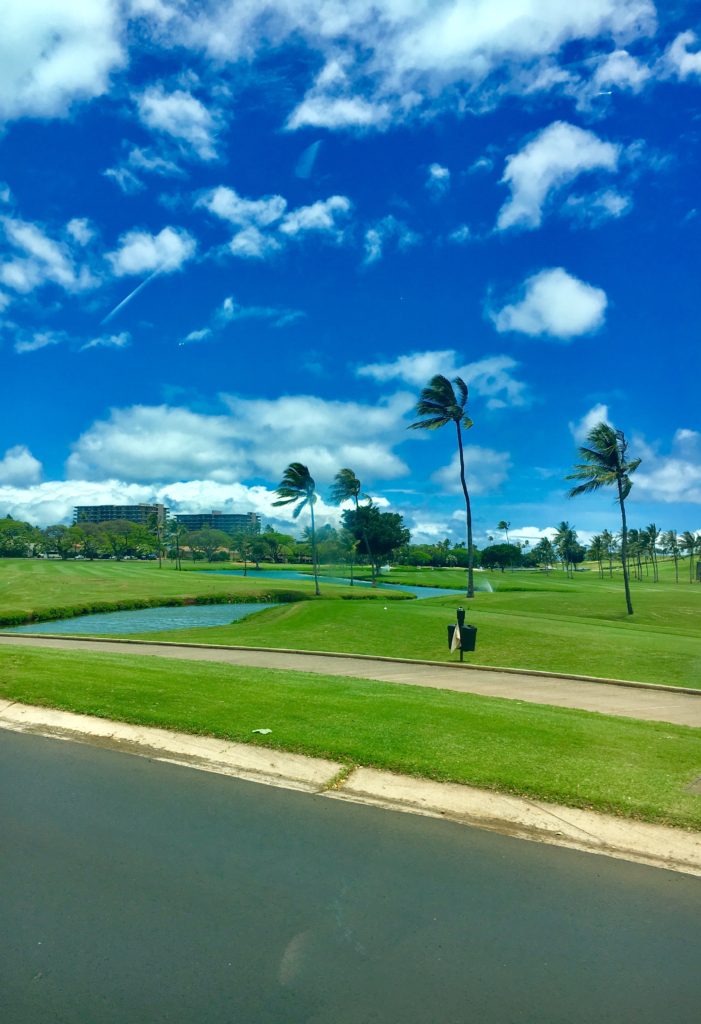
[2,558,700,687]
[130,571,701,688]
[0,559,405,626]
[2,644,700,829]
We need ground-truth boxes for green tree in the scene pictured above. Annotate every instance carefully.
[567,423,641,615]
[480,542,522,572]
[530,537,556,570]
[410,375,475,597]
[341,504,410,576]
[329,467,376,585]
[187,528,230,562]
[273,463,320,596]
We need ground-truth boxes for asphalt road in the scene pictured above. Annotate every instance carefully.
[2,732,700,1024]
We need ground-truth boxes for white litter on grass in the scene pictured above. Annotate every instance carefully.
[252,728,272,735]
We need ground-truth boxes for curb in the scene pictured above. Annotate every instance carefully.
[1,632,698,696]
[1,699,699,878]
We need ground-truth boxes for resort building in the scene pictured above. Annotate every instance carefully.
[174,510,261,535]
[73,504,168,526]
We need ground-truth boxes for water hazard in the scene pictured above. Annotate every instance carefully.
[6,602,276,636]
[200,568,490,599]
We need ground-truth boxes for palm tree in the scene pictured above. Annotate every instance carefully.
[680,531,698,583]
[410,375,475,597]
[566,423,641,615]
[497,520,511,546]
[329,467,375,586]
[553,521,576,575]
[273,463,320,596]
[662,529,680,583]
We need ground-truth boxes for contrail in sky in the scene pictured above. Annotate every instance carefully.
[101,269,161,324]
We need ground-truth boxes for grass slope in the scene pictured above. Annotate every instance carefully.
[0,559,402,625]
[2,644,700,830]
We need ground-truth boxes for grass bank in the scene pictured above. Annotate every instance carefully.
[1,645,700,830]
[0,559,405,626]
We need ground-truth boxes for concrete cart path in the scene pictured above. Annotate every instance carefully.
[2,633,700,727]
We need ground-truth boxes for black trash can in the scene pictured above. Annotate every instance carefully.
[459,625,477,651]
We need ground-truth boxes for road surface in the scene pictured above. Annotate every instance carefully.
[2,731,700,1023]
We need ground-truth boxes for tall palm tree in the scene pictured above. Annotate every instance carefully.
[497,520,511,546]
[329,467,375,586]
[567,423,641,615]
[553,521,576,575]
[410,375,475,597]
[273,463,320,596]
[662,529,680,583]
[680,531,698,583]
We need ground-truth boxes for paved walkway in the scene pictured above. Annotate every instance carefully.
[2,633,700,727]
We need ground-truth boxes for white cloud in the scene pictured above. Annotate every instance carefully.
[106,226,196,275]
[0,0,124,123]
[491,267,607,340]
[81,332,131,351]
[0,291,11,312]
[426,163,450,196]
[217,296,304,328]
[0,445,42,486]
[198,186,287,227]
[363,215,419,264]
[592,49,651,93]
[103,165,145,195]
[14,330,66,355]
[65,392,414,487]
[664,31,701,80]
[569,403,611,443]
[497,122,621,231]
[357,350,528,409]
[66,217,96,245]
[562,188,632,226]
[137,85,218,159]
[432,447,512,497]
[182,296,304,343]
[634,428,701,505]
[229,227,282,260]
[279,196,351,237]
[288,95,392,130]
[178,1,656,131]
[448,224,471,244]
[0,217,98,293]
[0,476,346,531]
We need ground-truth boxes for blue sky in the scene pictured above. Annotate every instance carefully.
[1,0,700,545]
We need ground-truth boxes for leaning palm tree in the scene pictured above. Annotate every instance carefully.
[410,375,475,597]
[273,463,320,596]
[566,423,640,615]
[329,467,376,585]
[497,520,511,546]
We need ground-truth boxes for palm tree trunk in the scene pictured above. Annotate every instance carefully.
[310,502,320,596]
[456,422,474,598]
[617,479,634,615]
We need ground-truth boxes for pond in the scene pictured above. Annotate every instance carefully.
[199,569,477,600]
[6,603,277,636]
